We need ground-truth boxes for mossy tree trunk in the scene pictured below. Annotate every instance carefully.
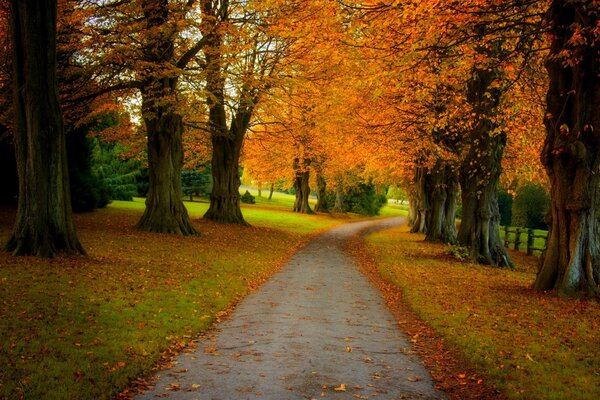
[135,0,196,235]
[201,0,256,225]
[409,165,427,234]
[5,0,85,257]
[457,48,511,267]
[425,159,458,244]
[534,1,600,295]
[314,174,328,212]
[292,158,313,214]
[332,178,344,213]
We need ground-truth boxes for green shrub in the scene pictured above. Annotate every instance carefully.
[512,182,549,230]
[241,190,256,204]
[67,126,110,212]
[181,167,212,200]
[448,244,470,261]
[497,189,513,226]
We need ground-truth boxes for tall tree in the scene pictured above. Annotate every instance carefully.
[201,0,284,224]
[81,0,209,235]
[5,0,84,257]
[534,0,600,295]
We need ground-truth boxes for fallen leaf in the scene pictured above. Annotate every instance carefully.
[334,383,346,392]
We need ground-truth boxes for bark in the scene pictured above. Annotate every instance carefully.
[534,1,600,295]
[201,0,254,225]
[332,178,344,213]
[457,58,511,267]
[292,158,313,214]
[5,0,84,257]
[204,134,246,224]
[314,174,328,212]
[135,0,196,235]
[268,183,274,200]
[425,160,458,244]
[409,165,427,234]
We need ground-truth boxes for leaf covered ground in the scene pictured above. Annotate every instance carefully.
[355,226,600,400]
[0,198,349,400]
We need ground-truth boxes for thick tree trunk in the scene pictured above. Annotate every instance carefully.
[534,1,600,295]
[204,135,246,224]
[5,0,84,257]
[333,183,344,213]
[136,102,196,234]
[201,0,253,225]
[314,174,328,212]
[456,36,511,267]
[409,165,427,234]
[268,183,274,200]
[425,160,458,244]
[458,137,510,266]
[292,158,313,214]
[136,0,196,235]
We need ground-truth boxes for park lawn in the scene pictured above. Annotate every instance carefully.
[0,200,346,400]
[364,226,600,400]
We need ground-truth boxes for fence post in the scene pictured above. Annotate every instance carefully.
[527,229,534,256]
[504,225,510,248]
[514,228,521,251]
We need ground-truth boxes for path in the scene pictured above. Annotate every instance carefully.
[136,217,445,400]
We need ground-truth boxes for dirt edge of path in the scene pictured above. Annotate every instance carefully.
[345,226,508,400]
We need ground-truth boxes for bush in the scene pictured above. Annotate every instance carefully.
[241,190,256,204]
[181,167,212,201]
[67,126,110,212]
[92,141,148,201]
[448,244,470,261]
[498,189,513,226]
[322,182,386,216]
[512,182,550,230]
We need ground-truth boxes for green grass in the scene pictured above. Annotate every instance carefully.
[377,202,409,217]
[0,197,347,400]
[365,226,600,400]
[498,226,548,255]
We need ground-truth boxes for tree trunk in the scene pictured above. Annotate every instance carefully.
[409,165,427,234]
[456,35,511,267]
[534,1,600,295]
[293,158,313,214]
[425,160,458,244]
[5,0,84,257]
[457,139,510,266]
[333,181,344,213]
[204,135,246,224]
[268,183,274,200]
[136,100,196,234]
[135,0,196,235]
[201,0,254,225]
[314,174,328,212]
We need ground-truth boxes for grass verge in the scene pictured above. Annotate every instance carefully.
[359,225,600,400]
[0,201,344,400]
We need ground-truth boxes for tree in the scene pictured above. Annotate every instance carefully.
[200,0,287,224]
[5,0,84,257]
[81,0,210,235]
[534,0,600,295]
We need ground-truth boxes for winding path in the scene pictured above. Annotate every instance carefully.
[136,217,445,400]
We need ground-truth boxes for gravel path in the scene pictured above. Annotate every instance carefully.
[136,217,445,400]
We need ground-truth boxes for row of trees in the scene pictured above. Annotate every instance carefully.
[1,1,599,295]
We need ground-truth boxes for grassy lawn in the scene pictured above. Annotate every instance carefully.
[0,198,347,400]
[364,226,600,400]
[499,226,548,256]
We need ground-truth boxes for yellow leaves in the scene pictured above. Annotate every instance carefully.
[334,383,346,392]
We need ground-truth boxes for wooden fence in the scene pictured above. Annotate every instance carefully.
[502,226,548,256]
